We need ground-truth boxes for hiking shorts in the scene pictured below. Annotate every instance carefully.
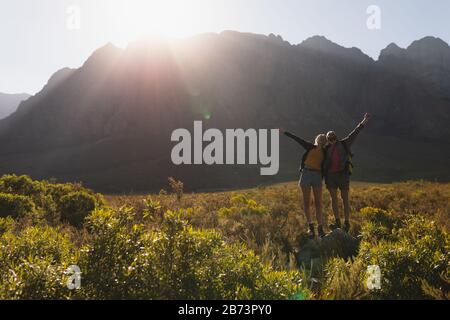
[325,171,350,190]
[299,169,322,188]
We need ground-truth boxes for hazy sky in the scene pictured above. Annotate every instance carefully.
[1,0,450,94]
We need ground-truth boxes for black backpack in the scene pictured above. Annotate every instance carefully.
[342,141,354,175]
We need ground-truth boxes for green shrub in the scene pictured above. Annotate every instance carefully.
[79,206,146,299]
[0,193,36,219]
[0,217,15,235]
[360,207,396,226]
[142,197,163,223]
[168,177,183,201]
[0,175,51,213]
[359,207,398,243]
[59,191,99,227]
[0,225,76,299]
[326,214,450,300]
[362,216,449,299]
[322,257,368,300]
[0,175,44,198]
[219,194,268,217]
[0,175,103,226]
[78,207,310,300]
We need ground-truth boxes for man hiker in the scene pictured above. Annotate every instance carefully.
[325,113,371,233]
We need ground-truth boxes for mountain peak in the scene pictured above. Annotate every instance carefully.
[408,36,449,51]
[268,33,290,45]
[300,35,336,49]
[405,36,450,66]
[220,30,279,43]
[379,42,407,60]
[83,42,123,69]
[384,42,404,52]
[299,35,372,63]
[90,42,121,57]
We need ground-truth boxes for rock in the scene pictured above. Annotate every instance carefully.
[296,229,359,268]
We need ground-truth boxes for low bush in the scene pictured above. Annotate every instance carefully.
[0,221,76,299]
[0,193,36,219]
[59,191,100,227]
[324,210,450,300]
[0,175,103,226]
[78,207,310,300]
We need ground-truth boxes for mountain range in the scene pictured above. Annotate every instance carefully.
[0,31,449,192]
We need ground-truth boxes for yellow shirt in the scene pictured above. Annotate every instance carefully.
[304,147,324,171]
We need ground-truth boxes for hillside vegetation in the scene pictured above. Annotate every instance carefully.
[0,174,449,299]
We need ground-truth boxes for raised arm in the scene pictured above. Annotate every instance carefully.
[280,129,314,150]
[342,113,371,146]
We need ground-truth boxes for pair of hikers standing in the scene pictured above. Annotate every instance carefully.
[281,113,371,239]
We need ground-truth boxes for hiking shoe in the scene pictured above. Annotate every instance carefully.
[318,225,326,238]
[308,224,316,239]
[344,221,351,233]
[329,219,342,231]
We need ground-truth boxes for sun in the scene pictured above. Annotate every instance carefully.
[106,0,203,42]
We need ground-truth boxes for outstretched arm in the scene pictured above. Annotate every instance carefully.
[280,128,314,150]
[342,113,371,146]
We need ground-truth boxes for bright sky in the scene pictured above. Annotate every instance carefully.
[1,0,450,94]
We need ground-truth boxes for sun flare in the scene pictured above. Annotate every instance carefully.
[105,0,204,42]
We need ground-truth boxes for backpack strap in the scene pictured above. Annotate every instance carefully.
[342,140,354,158]
[341,141,354,175]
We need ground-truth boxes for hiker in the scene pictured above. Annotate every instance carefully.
[325,113,371,233]
[280,129,327,239]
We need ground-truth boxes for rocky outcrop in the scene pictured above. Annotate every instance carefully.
[296,229,360,268]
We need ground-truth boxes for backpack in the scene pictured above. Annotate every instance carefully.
[342,141,354,176]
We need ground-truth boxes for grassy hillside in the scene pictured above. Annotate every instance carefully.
[107,179,450,237]
[0,175,449,299]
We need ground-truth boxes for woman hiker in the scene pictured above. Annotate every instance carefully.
[280,129,328,239]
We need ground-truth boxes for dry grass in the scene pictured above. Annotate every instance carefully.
[106,180,450,228]
[105,180,450,271]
